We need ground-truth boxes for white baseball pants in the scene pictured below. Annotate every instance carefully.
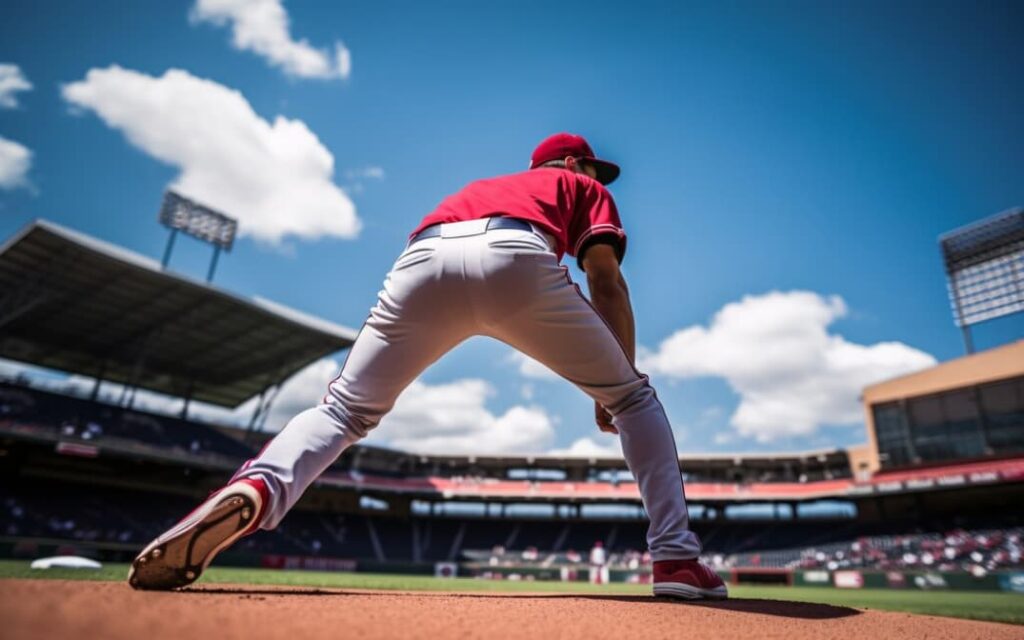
[235,219,702,561]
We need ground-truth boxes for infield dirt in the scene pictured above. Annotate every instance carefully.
[2,579,1020,640]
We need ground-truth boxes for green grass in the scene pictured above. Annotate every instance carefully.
[2,560,1022,625]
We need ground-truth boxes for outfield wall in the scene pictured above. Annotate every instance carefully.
[6,535,1023,593]
[790,568,1024,593]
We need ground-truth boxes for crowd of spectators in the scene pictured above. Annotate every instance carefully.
[714,528,1024,574]
[0,381,254,460]
[473,545,652,570]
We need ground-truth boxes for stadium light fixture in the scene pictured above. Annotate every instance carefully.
[939,207,1024,354]
[158,190,238,282]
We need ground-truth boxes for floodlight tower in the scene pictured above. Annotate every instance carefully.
[158,190,238,283]
[939,207,1024,354]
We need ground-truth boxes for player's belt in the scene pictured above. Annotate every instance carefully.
[410,217,533,244]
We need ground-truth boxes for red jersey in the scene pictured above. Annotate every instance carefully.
[411,168,626,265]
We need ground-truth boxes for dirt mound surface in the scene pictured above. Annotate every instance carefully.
[2,579,1019,640]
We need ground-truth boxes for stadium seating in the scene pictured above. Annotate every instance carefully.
[717,528,1024,573]
[5,477,1021,572]
[0,382,254,459]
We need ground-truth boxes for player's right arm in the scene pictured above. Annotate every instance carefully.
[582,243,637,434]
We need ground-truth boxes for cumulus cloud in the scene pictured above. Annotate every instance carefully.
[0,136,32,190]
[548,436,622,458]
[191,0,351,80]
[61,66,360,244]
[377,379,557,455]
[509,352,560,381]
[0,64,32,108]
[214,356,559,455]
[642,291,936,442]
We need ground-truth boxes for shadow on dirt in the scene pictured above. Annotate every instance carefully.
[185,587,859,620]
[660,597,860,619]
[495,594,859,620]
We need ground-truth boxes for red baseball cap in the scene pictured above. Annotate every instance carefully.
[529,133,620,185]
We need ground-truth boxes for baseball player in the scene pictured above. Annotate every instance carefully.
[129,133,727,600]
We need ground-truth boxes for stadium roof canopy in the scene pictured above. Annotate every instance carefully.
[0,220,358,407]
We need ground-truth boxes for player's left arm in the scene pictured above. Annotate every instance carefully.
[582,243,636,362]
[570,177,634,433]
[581,242,636,434]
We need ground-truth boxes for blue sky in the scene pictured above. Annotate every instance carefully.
[1,1,1021,456]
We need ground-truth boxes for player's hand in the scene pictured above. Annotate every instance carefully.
[595,402,618,434]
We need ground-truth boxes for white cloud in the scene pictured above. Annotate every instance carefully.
[376,379,556,455]
[191,0,351,80]
[344,166,384,181]
[509,352,560,381]
[342,166,385,195]
[548,436,622,458]
[61,66,360,244]
[0,64,32,108]
[213,357,558,455]
[642,291,937,442]
[0,136,32,190]
[713,432,737,446]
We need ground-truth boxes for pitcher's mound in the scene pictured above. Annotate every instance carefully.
[1,579,1019,640]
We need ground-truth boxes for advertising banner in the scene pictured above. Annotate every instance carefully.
[434,562,458,578]
[999,573,1024,593]
[261,555,357,572]
[833,571,864,589]
[801,571,830,585]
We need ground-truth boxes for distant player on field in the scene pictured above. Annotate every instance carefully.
[129,133,727,600]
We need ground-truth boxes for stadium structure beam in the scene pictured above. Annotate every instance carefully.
[244,364,291,437]
[180,378,196,420]
[247,387,268,433]
[89,360,107,402]
[120,327,161,410]
[255,384,283,432]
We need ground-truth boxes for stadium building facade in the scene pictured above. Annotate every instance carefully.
[863,340,1024,471]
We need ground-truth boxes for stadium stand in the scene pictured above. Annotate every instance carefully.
[0,382,254,459]
[717,527,1024,573]
[1,221,1022,582]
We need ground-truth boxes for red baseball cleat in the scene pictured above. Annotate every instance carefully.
[652,559,729,600]
[128,478,268,591]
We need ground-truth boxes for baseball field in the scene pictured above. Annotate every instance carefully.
[2,561,1021,640]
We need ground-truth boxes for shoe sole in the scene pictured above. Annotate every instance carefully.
[653,582,729,600]
[128,487,259,591]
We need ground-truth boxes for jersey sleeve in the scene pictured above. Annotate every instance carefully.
[567,177,627,268]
